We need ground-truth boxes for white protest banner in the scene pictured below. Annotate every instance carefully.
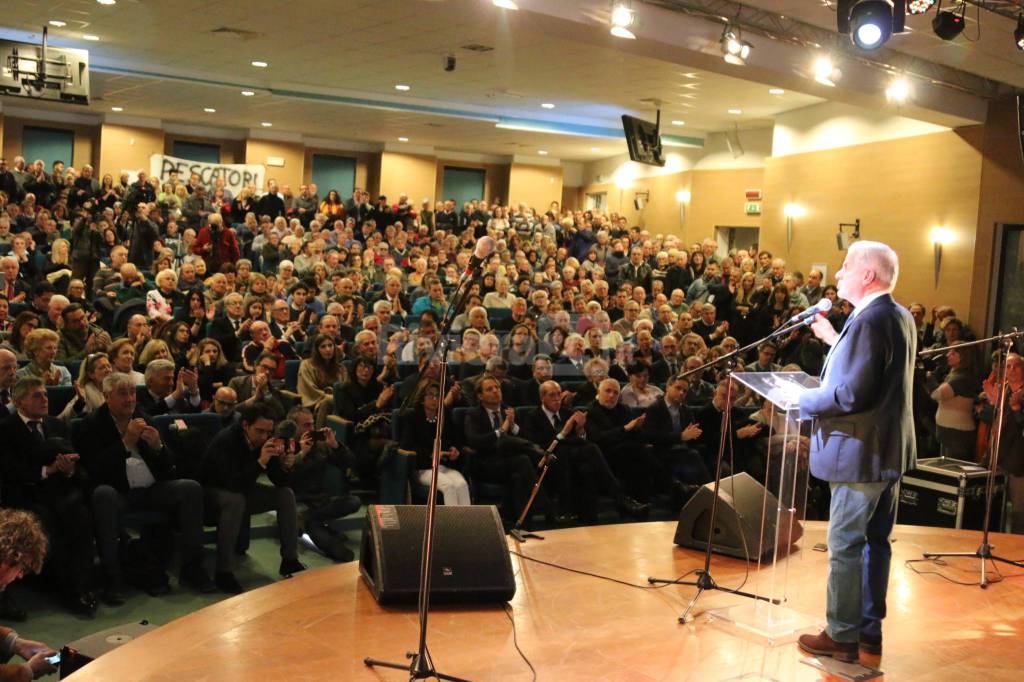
[150,154,265,196]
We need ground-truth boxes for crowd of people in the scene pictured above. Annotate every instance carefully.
[0,153,1020,628]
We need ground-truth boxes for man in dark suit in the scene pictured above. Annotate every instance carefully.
[462,374,545,527]
[137,360,201,417]
[0,348,16,415]
[1,377,96,615]
[75,372,214,604]
[209,292,247,362]
[796,242,915,663]
[641,375,712,490]
[522,380,647,523]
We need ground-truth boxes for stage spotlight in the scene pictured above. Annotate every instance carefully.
[837,0,905,50]
[1015,14,1024,51]
[720,24,752,65]
[932,2,965,40]
[886,78,910,102]
[610,2,636,39]
[908,0,936,14]
[814,56,836,86]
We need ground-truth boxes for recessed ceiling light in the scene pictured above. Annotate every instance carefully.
[398,137,409,142]
[591,147,601,152]
[204,107,216,113]
[492,0,519,9]
[110,106,123,112]
[538,150,549,155]
[48,20,67,27]
[728,108,742,114]
[261,121,273,127]
[83,34,99,41]
[769,88,785,95]
[541,103,555,109]
[251,60,268,68]
[241,90,255,96]
[671,120,685,126]
[394,84,411,91]
[97,0,117,5]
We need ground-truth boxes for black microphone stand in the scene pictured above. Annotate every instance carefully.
[648,314,817,622]
[364,270,480,682]
[919,329,1024,587]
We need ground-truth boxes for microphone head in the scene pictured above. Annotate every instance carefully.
[817,298,833,313]
[474,236,496,260]
[275,419,298,440]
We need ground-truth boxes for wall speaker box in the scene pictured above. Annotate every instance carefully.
[59,621,156,678]
[360,504,516,605]
[674,472,803,559]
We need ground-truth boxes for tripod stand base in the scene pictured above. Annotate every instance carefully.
[508,528,544,543]
[364,652,474,682]
[922,543,1024,589]
[706,601,818,645]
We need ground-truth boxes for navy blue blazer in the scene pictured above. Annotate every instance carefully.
[798,293,916,483]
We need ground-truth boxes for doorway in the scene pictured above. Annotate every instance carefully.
[989,223,1024,343]
[442,167,486,208]
[715,226,760,259]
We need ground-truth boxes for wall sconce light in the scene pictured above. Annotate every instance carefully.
[784,203,805,250]
[931,226,954,288]
[676,189,691,223]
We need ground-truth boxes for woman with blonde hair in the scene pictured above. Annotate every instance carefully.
[15,329,72,386]
[137,338,171,367]
[59,351,113,420]
[44,238,73,292]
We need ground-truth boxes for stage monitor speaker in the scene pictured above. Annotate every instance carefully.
[59,620,156,678]
[359,504,516,605]
[674,472,803,560]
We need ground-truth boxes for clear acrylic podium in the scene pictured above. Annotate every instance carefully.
[706,371,820,645]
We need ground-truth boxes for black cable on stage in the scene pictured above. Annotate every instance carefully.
[503,603,537,682]
[510,548,699,591]
[904,556,1024,586]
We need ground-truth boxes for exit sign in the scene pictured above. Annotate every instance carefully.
[745,201,761,215]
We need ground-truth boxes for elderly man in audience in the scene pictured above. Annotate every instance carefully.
[75,372,214,604]
[137,360,201,416]
[240,320,298,377]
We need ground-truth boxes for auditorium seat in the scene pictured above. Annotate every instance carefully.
[283,359,301,392]
[46,385,75,416]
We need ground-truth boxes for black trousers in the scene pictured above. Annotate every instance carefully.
[602,442,664,502]
[547,441,622,522]
[33,489,95,596]
[474,437,548,524]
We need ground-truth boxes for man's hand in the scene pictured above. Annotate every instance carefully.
[122,418,146,449]
[252,370,268,395]
[736,423,762,439]
[24,650,58,679]
[298,432,315,458]
[259,438,282,467]
[376,384,395,409]
[13,637,49,660]
[682,422,702,442]
[808,315,839,346]
[560,390,576,406]
[625,414,646,431]
[502,407,516,433]
[139,425,162,450]
[55,452,79,476]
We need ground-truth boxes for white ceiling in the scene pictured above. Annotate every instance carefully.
[0,0,1018,160]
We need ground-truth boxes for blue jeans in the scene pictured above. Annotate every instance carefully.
[826,480,897,643]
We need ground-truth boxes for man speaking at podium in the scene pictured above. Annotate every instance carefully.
[795,241,916,663]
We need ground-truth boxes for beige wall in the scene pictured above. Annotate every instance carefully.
[379,152,437,204]
[760,129,984,322]
[245,139,305,191]
[98,123,164,181]
[3,117,99,171]
[970,98,1024,329]
[508,163,563,211]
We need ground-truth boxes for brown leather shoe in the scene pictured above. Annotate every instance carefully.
[798,630,858,663]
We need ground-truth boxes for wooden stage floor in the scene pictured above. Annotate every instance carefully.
[65,521,1024,681]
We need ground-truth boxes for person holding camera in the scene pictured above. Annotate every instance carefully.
[0,509,60,681]
[201,402,303,594]
[282,407,361,561]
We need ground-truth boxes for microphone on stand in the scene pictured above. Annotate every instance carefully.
[787,298,832,325]
[459,236,496,282]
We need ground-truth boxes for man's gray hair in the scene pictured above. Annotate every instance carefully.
[12,375,45,402]
[102,372,136,395]
[849,240,899,290]
[144,359,176,383]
